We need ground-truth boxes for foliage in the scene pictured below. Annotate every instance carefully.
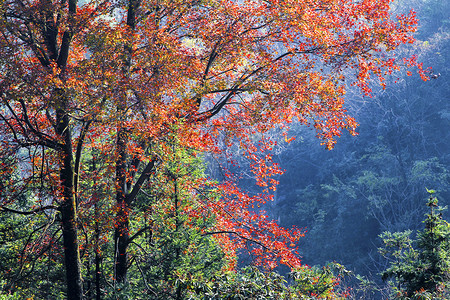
[272,0,450,282]
[0,207,66,299]
[379,190,450,299]
[0,0,425,298]
[113,144,226,300]
[194,264,350,299]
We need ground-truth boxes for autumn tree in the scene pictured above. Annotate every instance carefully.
[0,0,425,298]
[1,0,86,298]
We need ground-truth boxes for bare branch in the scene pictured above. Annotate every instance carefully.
[1,205,58,215]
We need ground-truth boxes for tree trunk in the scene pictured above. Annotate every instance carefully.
[57,109,83,300]
[113,0,140,284]
[114,127,129,283]
[114,203,130,283]
[95,249,101,300]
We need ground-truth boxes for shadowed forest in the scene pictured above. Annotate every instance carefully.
[272,0,450,293]
[0,0,449,299]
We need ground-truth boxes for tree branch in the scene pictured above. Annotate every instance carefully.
[57,0,77,68]
[128,225,152,244]
[1,205,58,215]
[17,98,62,149]
[126,157,157,204]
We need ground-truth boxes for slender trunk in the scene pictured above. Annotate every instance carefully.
[57,108,83,300]
[114,204,129,283]
[86,257,91,300]
[113,0,139,284]
[114,126,129,283]
[92,154,102,300]
[174,178,182,300]
[95,249,101,300]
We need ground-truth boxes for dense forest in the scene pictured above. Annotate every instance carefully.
[271,0,450,297]
[0,0,448,299]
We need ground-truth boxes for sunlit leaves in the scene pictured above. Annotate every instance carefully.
[0,0,423,296]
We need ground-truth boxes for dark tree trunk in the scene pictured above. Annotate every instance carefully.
[113,0,140,284]
[57,109,83,300]
[114,202,130,283]
[114,127,130,283]
[95,249,101,300]
[92,156,102,300]
[49,0,83,294]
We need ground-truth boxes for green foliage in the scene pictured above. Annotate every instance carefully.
[102,264,350,299]
[0,280,25,300]
[0,207,66,299]
[379,191,450,299]
[193,264,349,299]
[125,214,225,300]
[102,142,227,300]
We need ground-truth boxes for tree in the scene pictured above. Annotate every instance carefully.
[105,141,226,299]
[1,0,424,298]
[379,190,450,299]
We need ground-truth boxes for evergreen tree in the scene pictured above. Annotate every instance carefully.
[379,190,450,299]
